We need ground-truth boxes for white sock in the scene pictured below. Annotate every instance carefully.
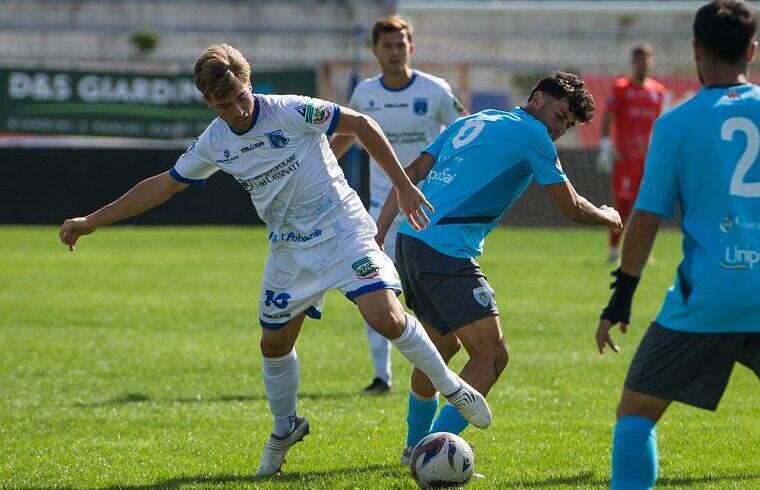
[262,349,300,437]
[391,314,460,396]
[365,322,392,383]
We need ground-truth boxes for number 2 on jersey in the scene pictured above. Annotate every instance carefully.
[721,117,760,197]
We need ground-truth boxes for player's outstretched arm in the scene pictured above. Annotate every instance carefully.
[375,153,436,246]
[596,211,660,354]
[546,181,623,231]
[333,107,433,230]
[59,171,189,251]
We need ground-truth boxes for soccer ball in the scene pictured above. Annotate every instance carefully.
[410,432,475,489]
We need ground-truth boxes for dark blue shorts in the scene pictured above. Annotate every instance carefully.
[395,234,499,336]
[625,322,760,410]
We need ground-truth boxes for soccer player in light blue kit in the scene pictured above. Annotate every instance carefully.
[376,72,624,464]
[596,1,760,488]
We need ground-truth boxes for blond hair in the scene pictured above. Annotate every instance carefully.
[193,43,251,100]
[372,14,413,45]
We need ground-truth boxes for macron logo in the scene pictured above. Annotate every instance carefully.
[240,141,264,153]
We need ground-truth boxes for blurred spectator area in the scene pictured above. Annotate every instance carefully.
[0,2,715,85]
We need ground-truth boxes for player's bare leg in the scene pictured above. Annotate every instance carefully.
[454,316,509,396]
[355,289,492,429]
[410,316,508,396]
[410,323,462,398]
[406,316,507,457]
[256,313,310,477]
[616,388,671,421]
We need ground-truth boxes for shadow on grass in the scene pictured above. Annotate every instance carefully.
[16,470,760,490]
[73,391,363,407]
[17,463,395,490]
[509,472,760,488]
[510,471,604,488]
[659,473,760,487]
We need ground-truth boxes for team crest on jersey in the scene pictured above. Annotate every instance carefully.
[352,256,380,280]
[721,214,735,233]
[295,102,331,124]
[413,97,428,115]
[472,286,491,307]
[266,130,289,148]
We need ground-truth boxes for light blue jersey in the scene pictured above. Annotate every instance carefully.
[398,108,567,258]
[635,83,760,333]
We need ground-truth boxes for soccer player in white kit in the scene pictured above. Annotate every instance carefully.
[58,43,491,476]
[331,15,467,393]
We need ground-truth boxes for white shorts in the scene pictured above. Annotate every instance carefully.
[259,231,401,329]
[369,201,403,264]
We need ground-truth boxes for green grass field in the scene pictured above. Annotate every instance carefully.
[1,226,758,489]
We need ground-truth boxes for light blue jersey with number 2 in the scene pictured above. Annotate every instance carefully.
[635,83,760,333]
[398,108,568,258]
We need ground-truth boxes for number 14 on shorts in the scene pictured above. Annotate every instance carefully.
[264,290,290,309]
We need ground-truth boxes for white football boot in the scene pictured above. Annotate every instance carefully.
[255,416,310,477]
[444,376,492,429]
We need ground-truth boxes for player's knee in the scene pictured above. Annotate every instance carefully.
[472,340,508,378]
[615,389,669,422]
[494,340,509,375]
[259,333,293,358]
[365,308,406,339]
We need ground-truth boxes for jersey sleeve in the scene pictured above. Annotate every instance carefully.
[171,134,219,185]
[527,131,567,186]
[279,95,342,136]
[436,80,468,126]
[634,117,679,218]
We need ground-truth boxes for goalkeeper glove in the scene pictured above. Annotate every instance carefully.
[600,268,640,324]
[596,137,617,174]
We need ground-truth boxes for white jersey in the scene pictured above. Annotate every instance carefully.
[348,69,466,207]
[172,93,374,249]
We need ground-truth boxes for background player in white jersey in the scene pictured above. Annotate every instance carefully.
[596,2,759,488]
[331,14,467,394]
[58,43,492,477]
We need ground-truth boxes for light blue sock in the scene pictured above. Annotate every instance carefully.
[406,393,439,448]
[611,415,658,490]
[430,401,469,435]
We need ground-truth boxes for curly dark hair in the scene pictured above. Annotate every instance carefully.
[528,72,595,124]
